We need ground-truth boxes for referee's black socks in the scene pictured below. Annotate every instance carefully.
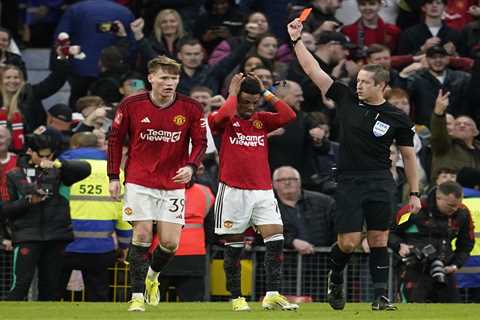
[369,247,389,298]
[329,244,352,284]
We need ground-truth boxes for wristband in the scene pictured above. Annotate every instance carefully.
[291,37,301,46]
[263,90,274,102]
[409,192,420,197]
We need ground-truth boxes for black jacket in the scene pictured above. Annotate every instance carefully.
[389,190,475,268]
[405,68,470,127]
[2,156,91,244]
[0,59,70,134]
[278,189,336,248]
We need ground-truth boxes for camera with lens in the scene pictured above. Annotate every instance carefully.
[401,244,447,284]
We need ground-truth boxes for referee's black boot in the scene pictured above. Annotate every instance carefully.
[327,270,346,310]
[371,295,397,311]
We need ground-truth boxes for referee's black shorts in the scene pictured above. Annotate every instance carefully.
[334,170,395,234]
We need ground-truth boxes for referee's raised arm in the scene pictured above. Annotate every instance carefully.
[287,18,333,94]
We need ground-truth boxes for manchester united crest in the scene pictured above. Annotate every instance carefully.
[124,207,133,215]
[173,115,186,126]
[253,120,263,129]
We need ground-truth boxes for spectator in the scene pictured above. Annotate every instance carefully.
[54,0,134,108]
[435,167,458,185]
[20,0,64,47]
[303,0,343,34]
[0,50,70,150]
[193,0,244,53]
[2,129,91,301]
[0,27,27,78]
[273,166,336,253]
[397,0,463,55]
[88,46,129,105]
[269,80,317,185]
[430,86,480,182]
[308,112,339,195]
[176,37,255,95]
[92,128,107,152]
[73,96,109,133]
[253,33,288,80]
[0,126,16,251]
[287,31,351,113]
[389,181,475,302]
[129,10,187,73]
[117,71,146,100]
[341,0,401,53]
[47,103,73,135]
[208,11,292,65]
[405,46,470,127]
[57,132,132,302]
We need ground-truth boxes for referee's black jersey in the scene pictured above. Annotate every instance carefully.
[326,82,414,173]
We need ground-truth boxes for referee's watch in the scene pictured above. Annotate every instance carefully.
[409,192,421,198]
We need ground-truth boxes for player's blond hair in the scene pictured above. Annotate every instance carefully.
[147,55,181,75]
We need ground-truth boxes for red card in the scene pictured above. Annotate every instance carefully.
[299,8,312,22]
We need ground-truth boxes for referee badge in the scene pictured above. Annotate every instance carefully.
[372,120,390,137]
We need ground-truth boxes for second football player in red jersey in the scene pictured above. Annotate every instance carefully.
[108,56,207,312]
[208,73,298,311]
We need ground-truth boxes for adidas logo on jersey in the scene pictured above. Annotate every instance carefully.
[141,117,151,123]
[233,122,240,127]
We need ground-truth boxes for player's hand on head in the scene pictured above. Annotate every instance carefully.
[172,165,194,184]
[247,73,265,92]
[109,180,121,200]
[228,73,245,96]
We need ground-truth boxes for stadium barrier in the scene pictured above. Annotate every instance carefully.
[0,247,476,302]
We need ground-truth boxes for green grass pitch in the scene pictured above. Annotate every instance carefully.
[1,302,479,320]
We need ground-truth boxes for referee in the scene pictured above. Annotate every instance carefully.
[287,19,422,311]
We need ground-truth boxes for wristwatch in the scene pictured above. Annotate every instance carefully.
[409,192,421,197]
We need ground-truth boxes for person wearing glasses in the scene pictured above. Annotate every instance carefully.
[1,128,91,301]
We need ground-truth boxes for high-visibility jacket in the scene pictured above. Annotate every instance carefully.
[67,159,132,253]
[176,183,214,256]
[456,189,480,288]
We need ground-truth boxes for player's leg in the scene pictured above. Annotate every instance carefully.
[365,175,397,311]
[327,175,364,310]
[145,188,184,306]
[254,190,298,310]
[214,183,251,311]
[127,221,153,311]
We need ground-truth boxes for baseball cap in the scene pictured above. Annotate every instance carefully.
[48,103,72,122]
[316,31,351,47]
[426,45,448,57]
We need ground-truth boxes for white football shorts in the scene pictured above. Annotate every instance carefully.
[123,183,185,225]
[214,182,282,235]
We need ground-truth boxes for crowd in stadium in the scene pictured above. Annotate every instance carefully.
[0,0,479,309]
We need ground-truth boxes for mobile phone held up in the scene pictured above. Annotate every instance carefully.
[97,21,119,33]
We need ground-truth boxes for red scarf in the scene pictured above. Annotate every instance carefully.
[0,108,24,152]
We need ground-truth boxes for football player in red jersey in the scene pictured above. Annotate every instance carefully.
[108,56,206,312]
[209,74,299,311]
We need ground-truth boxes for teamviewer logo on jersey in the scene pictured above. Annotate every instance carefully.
[141,117,151,123]
[140,129,181,142]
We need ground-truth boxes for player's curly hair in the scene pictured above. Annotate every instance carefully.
[240,76,262,95]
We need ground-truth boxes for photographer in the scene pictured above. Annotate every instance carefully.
[389,181,475,303]
[1,129,91,301]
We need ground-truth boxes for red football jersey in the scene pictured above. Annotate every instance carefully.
[209,96,296,190]
[0,152,17,201]
[108,92,207,190]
